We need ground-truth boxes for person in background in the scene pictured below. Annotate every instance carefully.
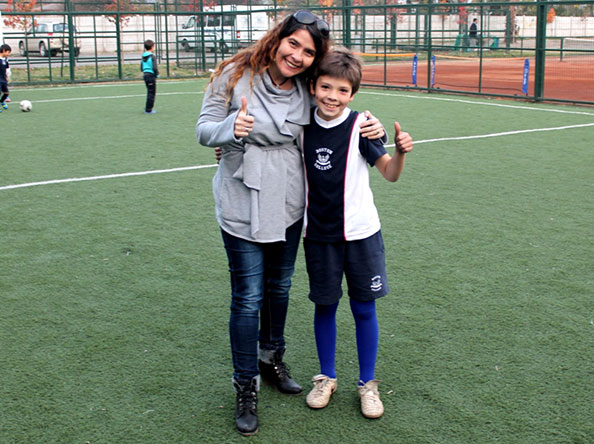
[0,44,12,112]
[141,39,159,114]
[196,10,386,436]
[469,18,479,47]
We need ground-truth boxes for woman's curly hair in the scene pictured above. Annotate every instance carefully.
[208,11,330,98]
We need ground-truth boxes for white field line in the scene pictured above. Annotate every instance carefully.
[9,80,199,92]
[3,122,594,192]
[13,79,594,117]
[397,122,594,145]
[0,165,218,191]
[32,90,203,103]
[359,91,594,117]
[3,83,593,191]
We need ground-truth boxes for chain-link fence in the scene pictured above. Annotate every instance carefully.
[2,0,593,104]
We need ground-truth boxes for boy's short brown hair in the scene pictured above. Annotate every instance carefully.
[313,46,362,95]
[144,39,155,51]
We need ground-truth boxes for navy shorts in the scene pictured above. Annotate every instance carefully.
[0,81,8,94]
[303,230,389,305]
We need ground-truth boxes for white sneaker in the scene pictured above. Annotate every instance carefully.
[306,374,337,409]
[358,380,384,418]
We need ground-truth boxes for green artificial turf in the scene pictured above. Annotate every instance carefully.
[1,80,593,443]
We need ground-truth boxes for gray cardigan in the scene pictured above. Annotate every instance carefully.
[196,65,312,242]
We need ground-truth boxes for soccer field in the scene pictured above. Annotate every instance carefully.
[1,80,593,443]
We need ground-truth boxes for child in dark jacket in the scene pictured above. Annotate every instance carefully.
[0,44,12,112]
[141,39,159,114]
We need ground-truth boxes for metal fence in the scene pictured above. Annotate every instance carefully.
[2,0,593,105]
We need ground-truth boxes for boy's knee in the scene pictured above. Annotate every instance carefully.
[350,299,376,319]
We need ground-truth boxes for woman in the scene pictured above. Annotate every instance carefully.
[196,10,385,436]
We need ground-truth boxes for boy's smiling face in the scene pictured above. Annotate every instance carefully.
[310,74,354,121]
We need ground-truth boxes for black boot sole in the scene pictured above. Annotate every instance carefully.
[237,427,259,436]
[260,375,303,395]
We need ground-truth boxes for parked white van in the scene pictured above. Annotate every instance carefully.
[177,5,272,53]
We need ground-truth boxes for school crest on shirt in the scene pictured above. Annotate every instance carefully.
[370,275,383,292]
[314,147,333,171]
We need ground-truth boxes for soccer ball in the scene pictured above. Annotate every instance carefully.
[20,100,32,112]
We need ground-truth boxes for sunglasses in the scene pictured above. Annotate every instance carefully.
[292,10,330,38]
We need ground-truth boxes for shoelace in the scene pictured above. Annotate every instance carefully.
[313,378,332,395]
[360,385,380,403]
[273,362,291,380]
[238,389,257,413]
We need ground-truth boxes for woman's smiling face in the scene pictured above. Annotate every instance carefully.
[270,28,316,80]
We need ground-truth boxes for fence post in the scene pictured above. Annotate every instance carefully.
[199,0,207,72]
[505,4,512,49]
[414,9,421,51]
[361,9,366,53]
[390,12,396,50]
[426,4,433,92]
[343,0,352,48]
[116,0,123,80]
[478,5,484,93]
[534,0,547,101]
[66,0,76,83]
[163,0,170,77]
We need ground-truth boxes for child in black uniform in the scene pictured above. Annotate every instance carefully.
[302,47,413,419]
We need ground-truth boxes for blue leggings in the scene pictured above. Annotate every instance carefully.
[313,299,378,384]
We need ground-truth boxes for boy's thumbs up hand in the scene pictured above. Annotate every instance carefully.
[234,96,255,139]
[394,121,413,154]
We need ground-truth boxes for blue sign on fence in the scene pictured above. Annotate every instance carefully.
[431,55,436,87]
[522,59,530,95]
[412,54,418,86]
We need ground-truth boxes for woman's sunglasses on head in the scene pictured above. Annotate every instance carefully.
[292,10,330,38]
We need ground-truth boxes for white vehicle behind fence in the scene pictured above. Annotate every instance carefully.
[16,21,81,57]
[178,5,272,53]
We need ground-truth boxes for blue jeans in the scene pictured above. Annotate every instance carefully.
[221,220,303,381]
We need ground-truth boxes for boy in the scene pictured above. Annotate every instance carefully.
[0,44,12,112]
[140,39,159,114]
[302,47,413,419]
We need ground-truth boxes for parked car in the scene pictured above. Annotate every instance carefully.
[17,21,81,57]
